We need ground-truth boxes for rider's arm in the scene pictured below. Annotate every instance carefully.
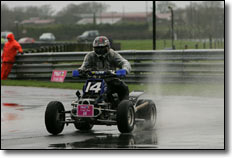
[112,50,131,74]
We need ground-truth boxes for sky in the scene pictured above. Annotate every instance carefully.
[2,1,197,13]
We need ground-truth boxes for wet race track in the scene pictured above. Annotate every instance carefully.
[1,86,224,149]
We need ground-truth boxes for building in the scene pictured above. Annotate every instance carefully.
[20,17,55,25]
[77,12,151,25]
[76,12,171,25]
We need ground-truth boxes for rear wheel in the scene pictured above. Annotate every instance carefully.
[45,101,65,135]
[136,100,157,130]
[117,100,135,133]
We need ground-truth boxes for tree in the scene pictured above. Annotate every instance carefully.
[55,2,109,24]
[156,1,176,13]
[55,4,81,24]
[197,1,224,39]
[23,5,54,18]
[1,3,14,31]
[202,1,223,8]
[78,2,109,14]
[12,7,27,21]
[184,1,224,39]
[40,5,55,18]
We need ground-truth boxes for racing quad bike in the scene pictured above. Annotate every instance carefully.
[45,70,157,135]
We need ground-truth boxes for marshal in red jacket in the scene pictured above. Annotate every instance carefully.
[2,33,23,63]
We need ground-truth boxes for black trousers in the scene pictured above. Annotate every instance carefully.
[106,78,129,102]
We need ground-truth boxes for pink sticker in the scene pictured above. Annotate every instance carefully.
[51,70,67,82]
[77,105,94,117]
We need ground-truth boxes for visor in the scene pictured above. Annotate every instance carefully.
[94,46,108,56]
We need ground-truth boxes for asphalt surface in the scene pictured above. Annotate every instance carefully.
[1,86,224,149]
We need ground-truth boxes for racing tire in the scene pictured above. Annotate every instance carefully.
[45,101,65,135]
[136,100,157,130]
[117,100,135,133]
[74,119,94,131]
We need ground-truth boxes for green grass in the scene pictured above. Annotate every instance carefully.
[115,39,224,50]
[1,80,84,90]
[115,39,153,50]
[1,80,224,98]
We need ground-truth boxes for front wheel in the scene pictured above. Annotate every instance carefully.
[45,101,65,135]
[117,100,135,133]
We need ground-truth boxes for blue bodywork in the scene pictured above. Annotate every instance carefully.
[83,79,106,96]
[72,69,126,78]
[72,69,126,98]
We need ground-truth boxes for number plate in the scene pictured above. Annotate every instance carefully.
[77,105,94,117]
[85,81,102,94]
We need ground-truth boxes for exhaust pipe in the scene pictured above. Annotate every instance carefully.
[135,101,149,112]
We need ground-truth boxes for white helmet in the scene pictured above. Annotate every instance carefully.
[93,36,110,48]
[93,36,110,57]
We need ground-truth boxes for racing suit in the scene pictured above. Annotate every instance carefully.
[1,33,23,80]
[79,49,131,102]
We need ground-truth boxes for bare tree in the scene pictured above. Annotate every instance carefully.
[40,5,55,17]
[55,2,109,24]
[184,1,224,39]
[156,1,176,13]
[1,3,14,31]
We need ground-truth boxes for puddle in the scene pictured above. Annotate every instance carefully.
[2,113,20,121]
[2,103,43,110]
[49,130,158,149]
[3,103,21,107]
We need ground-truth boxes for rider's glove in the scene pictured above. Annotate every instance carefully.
[116,69,127,77]
[72,69,80,77]
[74,69,91,78]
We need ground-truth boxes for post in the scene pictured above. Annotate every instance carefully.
[153,1,156,50]
[93,12,96,25]
[209,35,212,49]
[14,21,19,40]
[168,6,174,49]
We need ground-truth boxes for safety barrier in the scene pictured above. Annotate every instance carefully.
[7,49,224,83]
[1,42,121,53]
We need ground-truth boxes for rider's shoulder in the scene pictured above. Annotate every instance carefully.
[86,51,96,57]
[109,48,116,53]
[108,49,118,56]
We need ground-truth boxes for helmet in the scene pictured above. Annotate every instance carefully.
[93,36,110,48]
[93,36,110,57]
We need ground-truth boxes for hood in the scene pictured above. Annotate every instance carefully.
[7,33,15,42]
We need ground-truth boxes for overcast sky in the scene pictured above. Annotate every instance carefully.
[2,1,198,13]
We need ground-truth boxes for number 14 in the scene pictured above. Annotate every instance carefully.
[85,82,102,93]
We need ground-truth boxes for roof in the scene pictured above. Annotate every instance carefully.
[77,12,171,24]
[77,18,121,25]
[21,18,55,24]
[100,12,150,18]
[156,13,171,20]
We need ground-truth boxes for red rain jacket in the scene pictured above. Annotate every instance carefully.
[2,33,23,63]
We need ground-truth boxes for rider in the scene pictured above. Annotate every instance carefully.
[78,36,131,102]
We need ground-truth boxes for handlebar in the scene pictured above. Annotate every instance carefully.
[72,69,126,78]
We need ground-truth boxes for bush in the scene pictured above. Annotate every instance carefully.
[22,23,152,41]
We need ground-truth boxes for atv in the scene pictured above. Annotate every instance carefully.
[45,70,157,135]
